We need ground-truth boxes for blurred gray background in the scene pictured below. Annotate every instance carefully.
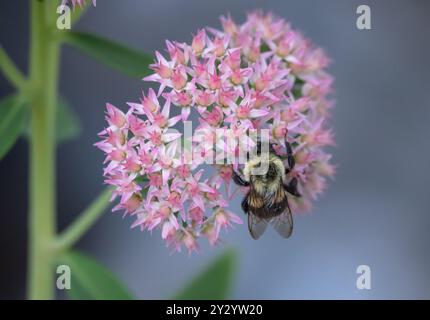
[1,0,430,299]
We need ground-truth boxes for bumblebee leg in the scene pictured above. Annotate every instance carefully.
[284,139,295,171]
[232,169,250,187]
[256,140,275,156]
[241,194,249,213]
[284,177,301,197]
[269,143,277,154]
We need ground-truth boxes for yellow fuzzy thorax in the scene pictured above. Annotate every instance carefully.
[243,154,285,196]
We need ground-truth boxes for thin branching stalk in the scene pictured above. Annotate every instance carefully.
[54,188,112,253]
[0,46,27,91]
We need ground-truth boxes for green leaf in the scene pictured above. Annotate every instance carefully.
[22,96,81,145]
[62,31,153,78]
[60,250,134,300]
[174,248,237,300]
[56,97,81,144]
[0,95,27,160]
[292,77,305,99]
[260,42,271,53]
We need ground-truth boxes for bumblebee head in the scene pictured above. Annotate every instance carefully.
[243,154,285,183]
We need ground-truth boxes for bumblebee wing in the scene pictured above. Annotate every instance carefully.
[247,189,268,239]
[270,203,293,239]
[248,212,268,240]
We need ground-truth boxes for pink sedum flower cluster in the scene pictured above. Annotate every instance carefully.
[96,11,335,253]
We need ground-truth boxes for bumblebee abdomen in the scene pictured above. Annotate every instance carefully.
[247,184,288,219]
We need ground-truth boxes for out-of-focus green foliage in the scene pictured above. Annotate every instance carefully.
[0,95,26,160]
[63,31,153,78]
[174,249,237,300]
[55,97,81,144]
[61,250,134,300]
[21,95,81,145]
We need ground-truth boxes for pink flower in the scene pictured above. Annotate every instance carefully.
[97,11,335,254]
[62,0,96,8]
[191,29,207,56]
[105,103,127,128]
[224,91,270,126]
[144,51,176,94]
[183,170,214,211]
[214,208,243,233]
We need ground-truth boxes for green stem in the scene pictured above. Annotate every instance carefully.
[54,188,112,252]
[27,0,60,300]
[0,46,27,91]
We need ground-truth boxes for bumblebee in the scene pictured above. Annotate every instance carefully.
[232,137,301,239]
